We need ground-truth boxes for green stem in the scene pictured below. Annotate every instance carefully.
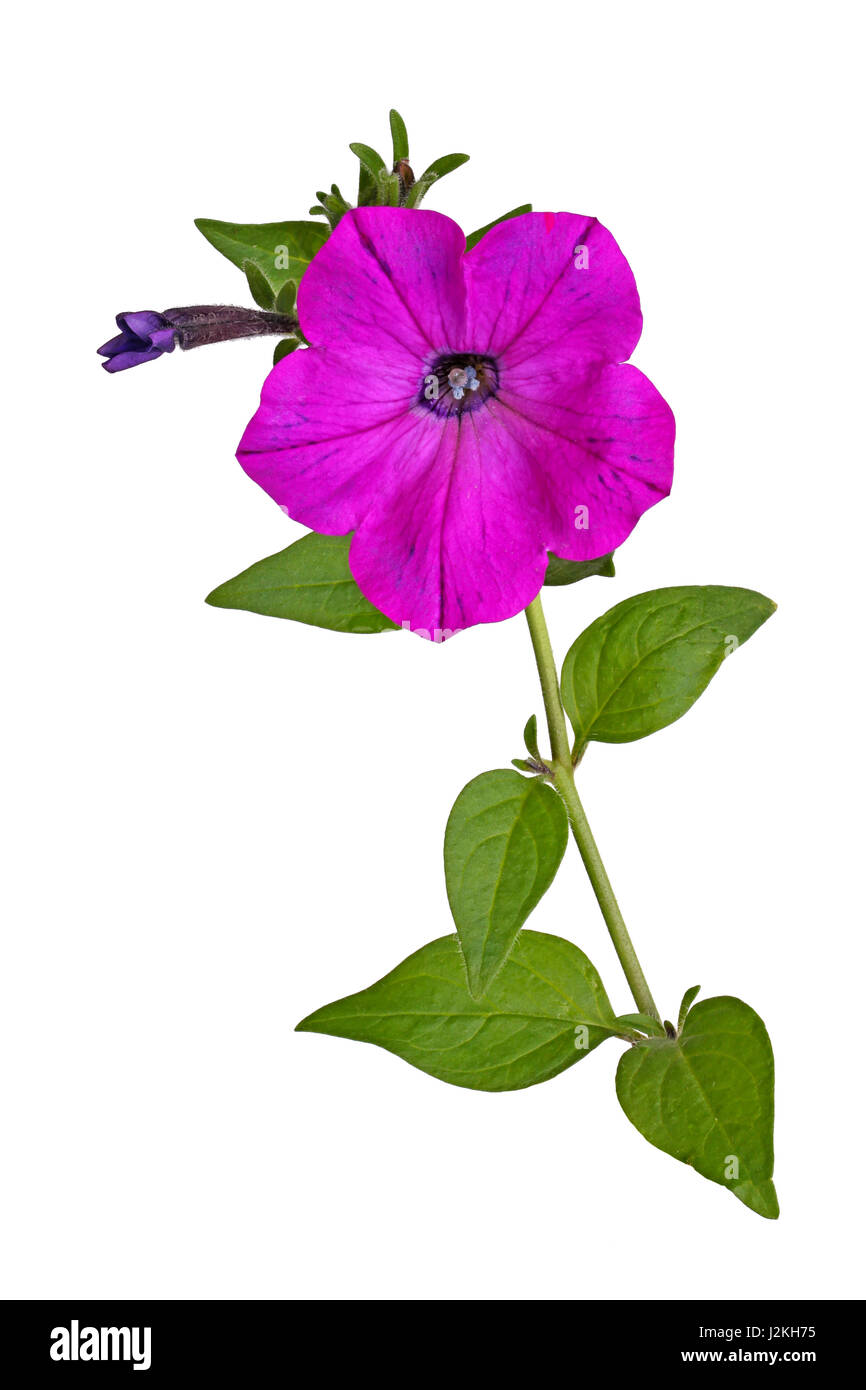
[524,595,661,1021]
[524,594,572,769]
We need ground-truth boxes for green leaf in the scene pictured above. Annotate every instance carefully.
[349,142,388,179]
[194,218,328,294]
[328,184,352,213]
[310,187,353,230]
[465,204,532,252]
[544,551,615,587]
[274,279,297,316]
[561,586,776,753]
[273,337,299,366]
[615,1012,666,1038]
[405,153,469,207]
[205,532,398,634]
[389,109,409,163]
[616,995,778,1218]
[523,715,541,762]
[356,161,377,207]
[422,152,471,179]
[297,930,618,1091]
[677,984,701,1033]
[444,771,569,996]
[242,258,275,310]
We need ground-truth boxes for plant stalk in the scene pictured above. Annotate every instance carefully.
[524,595,661,1021]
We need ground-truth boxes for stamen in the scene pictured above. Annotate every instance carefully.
[419,355,498,415]
[447,364,480,400]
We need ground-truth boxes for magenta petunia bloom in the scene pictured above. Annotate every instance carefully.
[237,209,675,640]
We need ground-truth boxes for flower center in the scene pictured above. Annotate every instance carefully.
[418,354,499,416]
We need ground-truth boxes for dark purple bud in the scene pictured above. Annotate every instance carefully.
[97,305,298,372]
[97,311,177,373]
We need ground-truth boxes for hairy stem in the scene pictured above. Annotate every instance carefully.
[524,595,661,1021]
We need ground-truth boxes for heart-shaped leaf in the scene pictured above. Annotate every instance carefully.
[616,995,778,1218]
[205,533,397,634]
[194,218,328,295]
[561,586,775,754]
[297,930,618,1091]
[444,771,568,997]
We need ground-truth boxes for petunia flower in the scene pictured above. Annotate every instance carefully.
[98,305,298,372]
[237,209,675,640]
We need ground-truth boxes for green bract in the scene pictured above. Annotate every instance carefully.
[243,259,277,311]
[544,551,615,587]
[403,153,470,208]
[273,337,300,366]
[465,205,533,251]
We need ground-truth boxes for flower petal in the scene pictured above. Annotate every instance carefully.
[236,209,673,639]
[237,344,424,532]
[464,212,641,374]
[99,346,165,373]
[492,364,675,560]
[148,326,177,352]
[97,331,131,358]
[348,410,550,640]
[297,207,467,362]
[121,310,169,338]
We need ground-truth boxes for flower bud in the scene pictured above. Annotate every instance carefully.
[98,306,298,372]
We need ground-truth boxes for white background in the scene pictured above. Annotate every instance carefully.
[3,1,864,1300]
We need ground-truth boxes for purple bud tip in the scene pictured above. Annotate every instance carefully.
[97,311,177,372]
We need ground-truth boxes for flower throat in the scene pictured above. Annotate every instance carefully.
[419,353,499,416]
